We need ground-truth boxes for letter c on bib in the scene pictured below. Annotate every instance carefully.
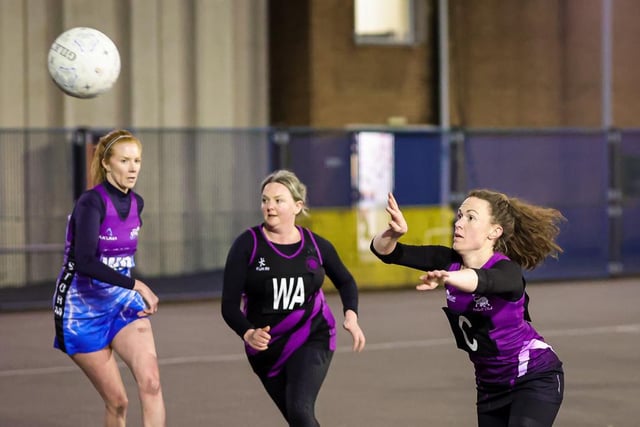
[458,315,478,352]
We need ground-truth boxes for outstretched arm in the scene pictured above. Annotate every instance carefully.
[417,269,479,292]
[417,261,523,297]
[370,192,459,271]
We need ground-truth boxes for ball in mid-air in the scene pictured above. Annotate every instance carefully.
[48,27,121,99]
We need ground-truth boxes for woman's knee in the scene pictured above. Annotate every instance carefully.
[137,365,162,396]
[286,401,317,427]
[104,392,129,415]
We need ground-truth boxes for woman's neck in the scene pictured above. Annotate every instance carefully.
[262,224,300,244]
[103,179,129,195]
[461,249,495,269]
[104,176,129,194]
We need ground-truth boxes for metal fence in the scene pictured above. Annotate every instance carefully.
[1,127,639,291]
[0,128,270,289]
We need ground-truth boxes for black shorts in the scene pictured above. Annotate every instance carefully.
[476,363,564,413]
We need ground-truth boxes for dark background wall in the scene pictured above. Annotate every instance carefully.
[269,0,436,127]
[269,0,640,128]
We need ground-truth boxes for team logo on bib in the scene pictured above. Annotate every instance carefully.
[256,257,270,272]
[305,256,320,272]
[130,226,140,240]
[99,227,118,241]
[472,295,493,312]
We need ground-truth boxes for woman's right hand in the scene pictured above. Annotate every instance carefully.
[384,192,408,237]
[133,279,159,316]
[244,326,271,351]
[372,193,408,255]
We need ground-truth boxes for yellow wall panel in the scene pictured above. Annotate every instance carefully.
[298,205,454,289]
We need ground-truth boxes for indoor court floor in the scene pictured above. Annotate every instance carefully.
[1,278,638,426]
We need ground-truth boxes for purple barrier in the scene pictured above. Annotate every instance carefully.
[621,130,640,274]
[463,131,609,280]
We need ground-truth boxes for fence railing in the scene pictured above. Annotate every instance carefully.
[1,127,638,292]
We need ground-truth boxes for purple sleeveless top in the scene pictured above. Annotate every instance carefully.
[444,253,559,385]
[64,183,140,277]
[94,184,139,274]
[243,225,337,378]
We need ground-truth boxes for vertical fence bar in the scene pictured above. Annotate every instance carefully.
[607,129,623,275]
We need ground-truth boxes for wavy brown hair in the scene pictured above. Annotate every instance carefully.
[468,189,566,270]
[89,129,141,186]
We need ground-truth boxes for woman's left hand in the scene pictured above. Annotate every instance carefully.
[417,270,449,291]
[343,309,366,352]
[133,279,159,316]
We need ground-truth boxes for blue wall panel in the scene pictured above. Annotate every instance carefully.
[285,131,353,207]
[393,131,444,205]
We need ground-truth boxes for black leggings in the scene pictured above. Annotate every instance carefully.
[259,345,333,427]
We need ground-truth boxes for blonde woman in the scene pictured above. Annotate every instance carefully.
[222,169,365,427]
